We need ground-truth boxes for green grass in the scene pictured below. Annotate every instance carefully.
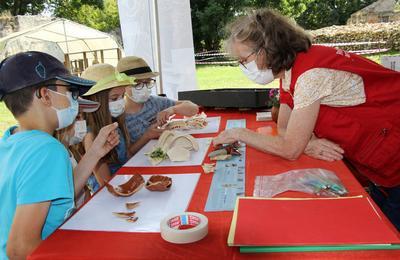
[196,64,279,89]
[0,102,15,136]
[0,50,398,137]
[362,50,400,64]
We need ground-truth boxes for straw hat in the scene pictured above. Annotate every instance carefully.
[117,56,159,80]
[81,63,134,96]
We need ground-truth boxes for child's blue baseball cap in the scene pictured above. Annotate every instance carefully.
[0,51,96,101]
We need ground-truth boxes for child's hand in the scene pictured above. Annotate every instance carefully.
[156,107,175,126]
[91,122,120,159]
[144,124,164,140]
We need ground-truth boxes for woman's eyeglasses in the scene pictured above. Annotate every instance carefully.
[238,51,255,69]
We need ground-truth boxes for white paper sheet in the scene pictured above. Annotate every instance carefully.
[169,116,221,135]
[61,174,200,233]
[124,138,212,167]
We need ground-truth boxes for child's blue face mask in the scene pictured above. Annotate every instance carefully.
[49,90,79,130]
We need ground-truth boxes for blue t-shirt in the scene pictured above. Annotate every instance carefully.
[0,127,74,259]
[125,95,175,144]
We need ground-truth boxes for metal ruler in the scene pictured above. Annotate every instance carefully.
[204,119,246,212]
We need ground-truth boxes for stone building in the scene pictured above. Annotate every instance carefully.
[0,15,51,38]
[348,0,400,24]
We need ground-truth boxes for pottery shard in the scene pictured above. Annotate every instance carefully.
[105,174,145,197]
[167,146,191,162]
[145,175,172,191]
[169,135,199,151]
[157,130,175,149]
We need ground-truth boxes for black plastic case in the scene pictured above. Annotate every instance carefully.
[178,88,272,108]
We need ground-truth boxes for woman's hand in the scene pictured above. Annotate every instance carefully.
[304,136,344,161]
[156,107,175,126]
[90,122,120,159]
[212,128,242,146]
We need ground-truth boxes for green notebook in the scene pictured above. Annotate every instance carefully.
[240,244,400,253]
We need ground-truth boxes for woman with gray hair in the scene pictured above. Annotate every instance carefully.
[213,8,400,230]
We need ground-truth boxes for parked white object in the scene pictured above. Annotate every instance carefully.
[381,55,400,71]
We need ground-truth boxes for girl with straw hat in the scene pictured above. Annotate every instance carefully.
[117,56,199,155]
[80,63,134,182]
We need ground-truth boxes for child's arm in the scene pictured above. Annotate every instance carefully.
[157,101,199,125]
[173,100,199,116]
[92,162,112,186]
[6,202,50,259]
[74,123,119,196]
[84,132,112,185]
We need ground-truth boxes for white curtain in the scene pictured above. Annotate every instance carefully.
[117,0,198,99]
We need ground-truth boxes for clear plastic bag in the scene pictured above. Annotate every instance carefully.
[253,168,348,198]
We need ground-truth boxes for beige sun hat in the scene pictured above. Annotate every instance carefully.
[116,56,159,80]
[81,63,134,96]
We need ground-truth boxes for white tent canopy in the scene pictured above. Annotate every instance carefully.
[0,18,123,69]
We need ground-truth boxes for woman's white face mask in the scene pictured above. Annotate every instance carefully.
[239,60,275,85]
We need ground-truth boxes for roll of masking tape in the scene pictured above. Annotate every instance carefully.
[160,212,208,244]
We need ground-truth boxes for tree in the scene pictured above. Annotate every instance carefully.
[296,0,377,30]
[251,0,313,19]
[190,0,250,51]
[0,0,47,15]
[52,0,103,20]
[190,0,315,51]
[52,0,119,32]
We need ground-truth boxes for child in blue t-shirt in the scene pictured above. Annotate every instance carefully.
[0,52,118,259]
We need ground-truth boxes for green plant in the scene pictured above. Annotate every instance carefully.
[268,88,280,107]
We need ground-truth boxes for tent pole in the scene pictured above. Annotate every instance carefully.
[117,48,122,60]
[64,54,71,71]
[62,20,70,54]
[83,52,88,69]
[62,19,72,72]
[152,0,163,94]
[100,50,104,63]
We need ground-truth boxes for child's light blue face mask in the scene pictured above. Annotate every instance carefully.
[49,90,79,130]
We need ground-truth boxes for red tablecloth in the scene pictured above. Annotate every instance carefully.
[29,110,400,259]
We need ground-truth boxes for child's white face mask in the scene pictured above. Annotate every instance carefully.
[129,87,152,103]
[49,90,79,130]
[239,60,275,85]
[109,98,126,118]
[68,120,87,146]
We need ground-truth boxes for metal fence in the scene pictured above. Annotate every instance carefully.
[195,41,389,65]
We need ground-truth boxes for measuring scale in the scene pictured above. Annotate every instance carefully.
[204,119,246,212]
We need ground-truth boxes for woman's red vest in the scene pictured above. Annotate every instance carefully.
[280,45,400,187]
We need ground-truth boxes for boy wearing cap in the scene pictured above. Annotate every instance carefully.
[0,51,118,259]
[117,56,199,155]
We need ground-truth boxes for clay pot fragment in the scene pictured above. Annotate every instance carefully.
[147,131,199,165]
[126,201,140,210]
[105,174,145,197]
[145,175,172,191]
[208,142,241,160]
[163,112,208,130]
